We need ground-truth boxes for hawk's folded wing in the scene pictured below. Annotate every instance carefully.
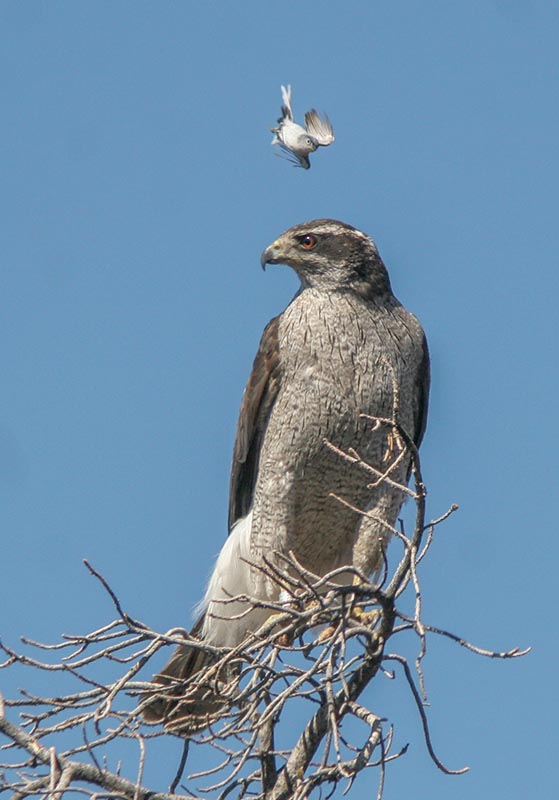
[228,315,282,531]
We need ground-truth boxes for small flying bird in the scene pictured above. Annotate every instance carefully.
[271,84,335,169]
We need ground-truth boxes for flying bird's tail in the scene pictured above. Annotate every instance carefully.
[271,84,294,143]
[279,83,293,121]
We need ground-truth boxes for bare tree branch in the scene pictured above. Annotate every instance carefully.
[0,420,529,800]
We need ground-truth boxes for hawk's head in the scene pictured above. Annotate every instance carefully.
[261,219,392,299]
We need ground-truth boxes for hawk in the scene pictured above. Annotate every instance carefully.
[144,219,429,730]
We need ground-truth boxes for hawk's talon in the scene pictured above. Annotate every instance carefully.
[350,607,381,627]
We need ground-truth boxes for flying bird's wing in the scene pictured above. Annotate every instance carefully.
[304,109,335,146]
[274,140,312,169]
[228,315,283,530]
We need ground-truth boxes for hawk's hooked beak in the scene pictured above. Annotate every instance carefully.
[260,239,284,270]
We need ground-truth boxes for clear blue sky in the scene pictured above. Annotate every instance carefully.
[1,2,557,797]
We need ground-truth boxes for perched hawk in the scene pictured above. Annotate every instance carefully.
[144,219,429,730]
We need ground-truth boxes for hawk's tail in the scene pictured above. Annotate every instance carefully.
[142,614,229,733]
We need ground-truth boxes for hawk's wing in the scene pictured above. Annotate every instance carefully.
[304,109,335,146]
[228,315,282,531]
[413,332,430,449]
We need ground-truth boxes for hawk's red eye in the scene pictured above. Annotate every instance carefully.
[300,234,317,250]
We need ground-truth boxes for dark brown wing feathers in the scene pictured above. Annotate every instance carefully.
[413,332,430,449]
[228,315,282,531]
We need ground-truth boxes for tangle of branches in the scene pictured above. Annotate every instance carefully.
[0,426,529,800]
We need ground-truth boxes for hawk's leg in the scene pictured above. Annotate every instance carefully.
[348,573,382,625]
[266,594,322,648]
[315,577,381,643]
